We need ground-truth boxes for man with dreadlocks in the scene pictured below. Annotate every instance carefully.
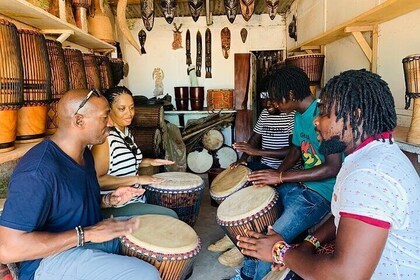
[228,65,343,280]
[236,69,420,279]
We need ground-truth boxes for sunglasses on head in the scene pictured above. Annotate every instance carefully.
[74,89,101,116]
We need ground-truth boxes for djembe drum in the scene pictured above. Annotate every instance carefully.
[16,29,51,143]
[0,19,23,153]
[132,105,164,128]
[82,53,102,91]
[95,55,113,92]
[72,0,92,32]
[402,54,420,145]
[285,54,325,96]
[63,48,88,90]
[217,186,279,248]
[214,145,238,168]
[144,172,205,226]
[187,147,213,174]
[202,129,224,151]
[210,165,250,204]
[132,127,162,158]
[120,215,201,280]
[45,40,69,135]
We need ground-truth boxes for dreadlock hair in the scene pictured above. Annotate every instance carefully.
[320,69,397,143]
[103,86,133,106]
[268,65,312,101]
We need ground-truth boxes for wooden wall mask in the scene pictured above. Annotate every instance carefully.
[138,29,147,54]
[240,0,255,22]
[224,0,239,24]
[160,0,177,24]
[141,0,154,31]
[240,28,247,43]
[265,0,279,20]
[188,0,203,22]
[221,27,230,59]
[288,15,297,41]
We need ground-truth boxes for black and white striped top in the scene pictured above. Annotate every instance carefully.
[106,127,145,204]
[254,109,295,169]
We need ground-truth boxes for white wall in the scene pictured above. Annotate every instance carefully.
[117,14,286,103]
[286,0,420,127]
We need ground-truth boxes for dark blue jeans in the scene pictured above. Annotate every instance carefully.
[239,182,331,280]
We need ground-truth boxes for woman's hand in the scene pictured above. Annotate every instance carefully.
[237,226,284,263]
[137,175,165,185]
[109,186,145,206]
[150,159,174,166]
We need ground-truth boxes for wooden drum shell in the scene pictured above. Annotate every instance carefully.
[402,55,420,144]
[131,127,162,158]
[82,53,102,91]
[95,55,113,92]
[285,54,325,84]
[63,48,87,90]
[132,105,164,128]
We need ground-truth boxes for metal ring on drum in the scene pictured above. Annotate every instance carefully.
[120,214,201,280]
[187,147,213,174]
[213,145,238,169]
[202,129,224,151]
[143,172,205,227]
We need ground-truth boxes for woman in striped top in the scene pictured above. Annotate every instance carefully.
[91,86,177,218]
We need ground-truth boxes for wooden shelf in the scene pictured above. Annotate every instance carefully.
[289,0,420,52]
[0,0,115,50]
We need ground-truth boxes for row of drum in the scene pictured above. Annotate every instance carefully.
[0,19,124,153]
[120,167,277,280]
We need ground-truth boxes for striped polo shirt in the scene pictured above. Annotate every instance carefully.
[253,109,295,169]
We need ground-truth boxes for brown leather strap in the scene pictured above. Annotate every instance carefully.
[196,30,202,77]
[205,28,212,78]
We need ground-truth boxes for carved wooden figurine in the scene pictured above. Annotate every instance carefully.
[221,27,231,59]
[172,23,183,50]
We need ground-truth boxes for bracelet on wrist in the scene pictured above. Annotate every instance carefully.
[75,225,85,247]
[272,240,295,264]
[278,172,283,184]
[304,235,321,249]
[102,193,113,208]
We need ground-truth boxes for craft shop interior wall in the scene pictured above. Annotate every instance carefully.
[117,14,286,107]
[286,0,420,127]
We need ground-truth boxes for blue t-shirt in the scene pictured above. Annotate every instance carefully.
[292,100,337,201]
[0,139,102,280]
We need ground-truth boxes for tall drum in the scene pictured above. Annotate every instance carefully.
[120,215,201,280]
[95,55,113,92]
[402,54,420,144]
[82,53,102,91]
[109,58,124,86]
[0,19,23,153]
[46,40,69,135]
[132,127,162,158]
[132,105,164,128]
[144,172,205,226]
[63,48,87,90]
[17,29,51,143]
[217,186,279,248]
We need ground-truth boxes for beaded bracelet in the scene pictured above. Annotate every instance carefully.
[102,193,113,208]
[304,235,320,249]
[75,225,85,247]
[272,240,295,264]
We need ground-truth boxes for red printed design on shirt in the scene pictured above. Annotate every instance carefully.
[301,141,322,169]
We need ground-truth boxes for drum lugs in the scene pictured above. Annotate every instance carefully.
[63,48,87,90]
[132,127,162,158]
[0,19,23,152]
[132,105,164,128]
[17,29,51,143]
[120,215,201,280]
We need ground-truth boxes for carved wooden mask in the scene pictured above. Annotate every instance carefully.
[240,0,255,22]
[224,0,239,24]
[160,0,177,24]
[240,28,247,43]
[138,29,147,54]
[141,0,155,31]
[188,0,203,22]
[221,27,231,59]
[265,0,279,20]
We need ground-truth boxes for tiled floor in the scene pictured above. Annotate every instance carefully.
[189,175,238,280]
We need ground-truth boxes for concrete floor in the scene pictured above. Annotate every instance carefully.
[188,175,238,280]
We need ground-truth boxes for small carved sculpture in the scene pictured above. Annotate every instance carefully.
[141,0,154,31]
[172,23,183,50]
[152,68,164,96]
[224,0,239,24]
[188,0,203,22]
[240,28,248,43]
[288,15,297,41]
[221,27,231,59]
[196,30,202,77]
[205,28,212,78]
[138,29,147,54]
[161,0,177,24]
[186,29,192,73]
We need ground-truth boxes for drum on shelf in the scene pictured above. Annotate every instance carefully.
[72,0,91,32]
[144,172,205,226]
[187,147,213,174]
[210,165,250,204]
[213,145,238,169]
[109,58,124,86]
[95,55,113,92]
[17,29,52,143]
[202,129,224,151]
[174,86,189,111]
[82,53,102,91]
[63,48,87,90]
[45,40,69,135]
[217,186,279,248]
[0,19,23,153]
[207,89,234,110]
[120,215,201,280]
[285,54,325,84]
[189,86,204,111]
[131,127,162,158]
[132,105,164,128]
[402,54,420,145]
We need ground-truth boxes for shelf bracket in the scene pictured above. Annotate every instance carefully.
[41,29,75,43]
[345,25,378,72]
